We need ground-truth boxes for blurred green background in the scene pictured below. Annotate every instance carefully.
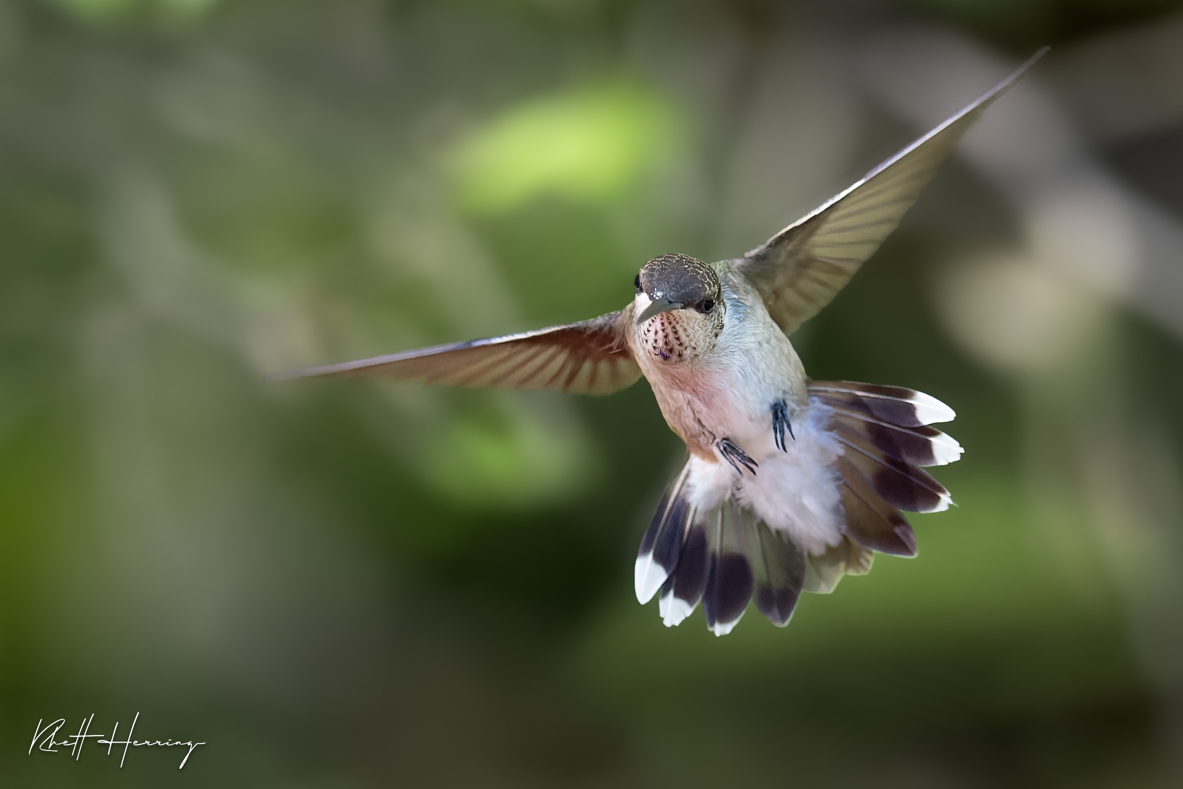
[3,0,1183,786]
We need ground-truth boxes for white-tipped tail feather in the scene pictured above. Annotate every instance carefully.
[634,466,693,604]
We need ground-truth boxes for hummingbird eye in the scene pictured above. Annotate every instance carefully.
[698,298,715,314]
[634,274,642,294]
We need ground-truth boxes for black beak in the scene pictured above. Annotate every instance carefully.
[636,297,683,324]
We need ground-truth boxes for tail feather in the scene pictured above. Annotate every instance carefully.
[749,514,808,626]
[832,416,962,467]
[838,457,918,557]
[815,378,959,559]
[702,504,754,636]
[805,537,873,594]
[805,381,959,593]
[809,381,955,427]
[634,465,694,604]
[658,520,709,626]
[838,438,952,512]
[648,482,808,634]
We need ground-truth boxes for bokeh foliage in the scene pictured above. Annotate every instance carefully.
[3,0,1183,786]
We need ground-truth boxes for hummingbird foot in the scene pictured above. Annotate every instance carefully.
[772,400,794,452]
[717,438,758,476]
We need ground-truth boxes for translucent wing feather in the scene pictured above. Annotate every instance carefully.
[274,310,641,396]
[735,48,1047,335]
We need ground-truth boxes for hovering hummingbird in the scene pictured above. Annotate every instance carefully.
[278,50,1046,635]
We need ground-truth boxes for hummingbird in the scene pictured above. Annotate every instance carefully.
[277,50,1046,635]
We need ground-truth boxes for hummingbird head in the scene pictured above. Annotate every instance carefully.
[633,253,724,365]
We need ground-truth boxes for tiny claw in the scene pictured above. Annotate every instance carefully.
[772,400,794,452]
[718,438,758,476]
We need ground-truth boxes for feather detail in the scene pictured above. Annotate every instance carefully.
[635,465,694,604]
[837,457,918,557]
[645,461,810,634]
[658,518,709,627]
[804,537,873,594]
[702,503,754,636]
[812,379,962,566]
[809,381,956,427]
[837,433,953,513]
[749,511,808,627]
[810,381,957,514]
[830,411,962,467]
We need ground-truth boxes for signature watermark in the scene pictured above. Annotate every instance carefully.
[29,713,205,769]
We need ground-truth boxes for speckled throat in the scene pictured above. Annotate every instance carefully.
[638,309,702,364]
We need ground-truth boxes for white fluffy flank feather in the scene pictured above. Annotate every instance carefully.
[685,403,845,556]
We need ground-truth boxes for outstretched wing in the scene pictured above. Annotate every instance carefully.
[735,47,1047,335]
[274,310,641,396]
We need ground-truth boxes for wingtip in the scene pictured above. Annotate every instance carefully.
[1006,46,1052,88]
[264,368,305,383]
[264,361,359,382]
[978,46,1050,107]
